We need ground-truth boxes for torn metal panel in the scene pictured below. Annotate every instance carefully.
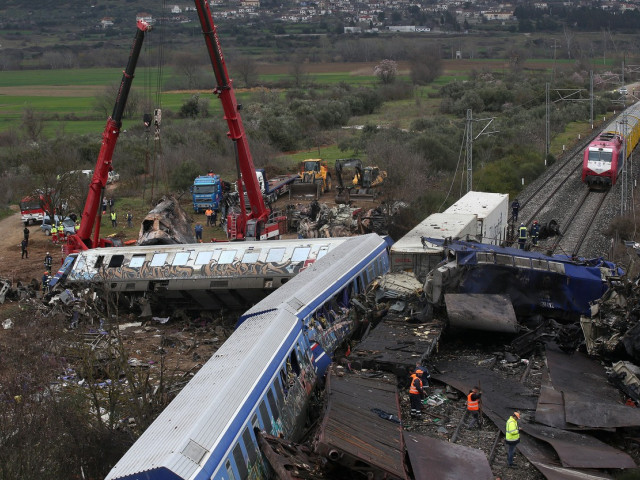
[535,371,567,430]
[315,372,408,480]
[444,293,518,333]
[138,195,196,245]
[545,345,640,428]
[518,422,636,469]
[376,271,423,300]
[350,318,444,374]
[403,431,493,480]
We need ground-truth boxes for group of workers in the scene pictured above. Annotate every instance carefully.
[408,369,521,468]
[512,199,542,250]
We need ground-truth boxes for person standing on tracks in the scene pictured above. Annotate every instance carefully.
[466,386,482,428]
[409,369,426,418]
[506,411,521,467]
[531,220,540,246]
[518,223,528,250]
[511,199,520,222]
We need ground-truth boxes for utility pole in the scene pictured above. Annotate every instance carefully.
[545,82,550,165]
[466,109,473,192]
[590,71,594,128]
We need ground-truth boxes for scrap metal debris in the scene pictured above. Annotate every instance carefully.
[138,195,196,245]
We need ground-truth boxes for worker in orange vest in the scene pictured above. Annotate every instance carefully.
[205,208,213,226]
[409,369,426,417]
[466,386,482,428]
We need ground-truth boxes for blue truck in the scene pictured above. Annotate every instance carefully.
[190,174,224,213]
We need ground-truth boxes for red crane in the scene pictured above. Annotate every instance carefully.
[66,20,149,253]
[194,0,283,240]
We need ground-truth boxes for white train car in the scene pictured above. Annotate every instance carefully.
[105,234,390,480]
[443,191,508,245]
[390,212,477,282]
[52,238,352,309]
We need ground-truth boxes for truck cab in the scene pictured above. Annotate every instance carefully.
[190,174,224,212]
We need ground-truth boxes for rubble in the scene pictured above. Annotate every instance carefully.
[138,195,196,245]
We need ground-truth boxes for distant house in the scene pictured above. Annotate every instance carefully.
[100,17,114,28]
[241,0,260,7]
[344,26,362,33]
[136,12,154,24]
[171,5,182,14]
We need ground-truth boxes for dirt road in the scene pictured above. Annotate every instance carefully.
[0,209,62,285]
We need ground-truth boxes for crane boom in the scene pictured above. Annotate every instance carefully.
[66,20,149,253]
[194,0,276,240]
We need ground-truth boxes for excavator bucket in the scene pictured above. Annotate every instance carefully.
[289,180,322,199]
[335,187,351,204]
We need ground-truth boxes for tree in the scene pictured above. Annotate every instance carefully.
[409,50,443,85]
[173,52,204,90]
[374,59,398,85]
[21,107,44,143]
[233,55,258,88]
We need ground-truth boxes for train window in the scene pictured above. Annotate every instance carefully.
[266,248,286,263]
[241,427,258,465]
[258,400,272,433]
[279,369,289,395]
[367,265,375,281]
[195,251,213,265]
[172,252,191,266]
[514,257,531,269]
[251,413,259,430]
[477,252,493,264]
[357,275,365,294]
[317,246,329,259]
[267,389,280,421]
[242,252,260,263]
[211,249,222,262]
[150,253,168,267]
[548,261,565,274]
[129,255,145,268]
[495,254,513,266]
[531,259,549,271]
[291,247,311,262]
[290,350,300,375]
[218,250,237,264]
[232,444,249,479]
[108,255,124,268]
[225,459,236,480]
[94,256,104,268]
[274,377,285,405]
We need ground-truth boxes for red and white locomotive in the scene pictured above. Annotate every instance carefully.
[582,100,640,188]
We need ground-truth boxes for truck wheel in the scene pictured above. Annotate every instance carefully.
[45,229,51,236]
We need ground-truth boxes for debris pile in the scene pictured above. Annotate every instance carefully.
[138,195,195,245]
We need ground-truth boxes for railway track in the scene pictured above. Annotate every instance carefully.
[550,189,609,257]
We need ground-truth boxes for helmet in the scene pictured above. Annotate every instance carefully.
[514,411,521,419]
[44,271,49,275]
[533,220,538,225]
[46,252,50,255]
[415,369,423,375]
[520,223,524,226]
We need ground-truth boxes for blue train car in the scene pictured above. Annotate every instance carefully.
[106,233,390,480]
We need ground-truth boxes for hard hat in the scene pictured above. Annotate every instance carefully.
[46,252,50,255]
[415,369,423,375]
[534,220,538,224]
[514,411,521,419]
[520,223,524,226]
[44,271,49,275]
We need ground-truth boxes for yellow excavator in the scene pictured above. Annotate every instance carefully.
[289,159,332,199]
[335,158,386,203]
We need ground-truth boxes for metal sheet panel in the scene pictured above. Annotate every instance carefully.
[404,431,493,480]
[445,293,519,332]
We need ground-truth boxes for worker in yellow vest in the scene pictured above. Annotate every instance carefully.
[506,411,521,467]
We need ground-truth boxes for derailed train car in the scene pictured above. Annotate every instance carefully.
[50,238,353,310]
[582,100,640,188]
[424,238,623,321]
[105,234,390,480]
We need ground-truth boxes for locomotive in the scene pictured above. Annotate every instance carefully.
[582,101,640,188]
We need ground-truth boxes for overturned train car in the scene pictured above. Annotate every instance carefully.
[105,233,390,480]
[424,238,623,321]
[51,238,354,310]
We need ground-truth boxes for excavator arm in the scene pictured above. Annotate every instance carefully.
[66,20,149,253]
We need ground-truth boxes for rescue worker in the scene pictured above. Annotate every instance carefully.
[531,220,540,246]
[466,386,482,428]
[51,224,58,244]
[409,369,426,417]
[110,211,117,228]
[205,208,213,226]
[20,238,28,259]
[518,223,527,250]
[505,411,521,467]
[212,209,218,226]
[23,226,30,244]
[102,199,107,215]
[511,199,520,222]
[75,220,80,232]
[126,211,133,228]
[44,252,53,271]
[194,222,203,242]
[42,271,51,294]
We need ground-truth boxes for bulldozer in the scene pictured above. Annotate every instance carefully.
[334,158,386,203]
[289,159,332,199]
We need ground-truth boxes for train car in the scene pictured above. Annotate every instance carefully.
[582,101,640,188]
[105,234,390,480]
[50,238,352,310]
